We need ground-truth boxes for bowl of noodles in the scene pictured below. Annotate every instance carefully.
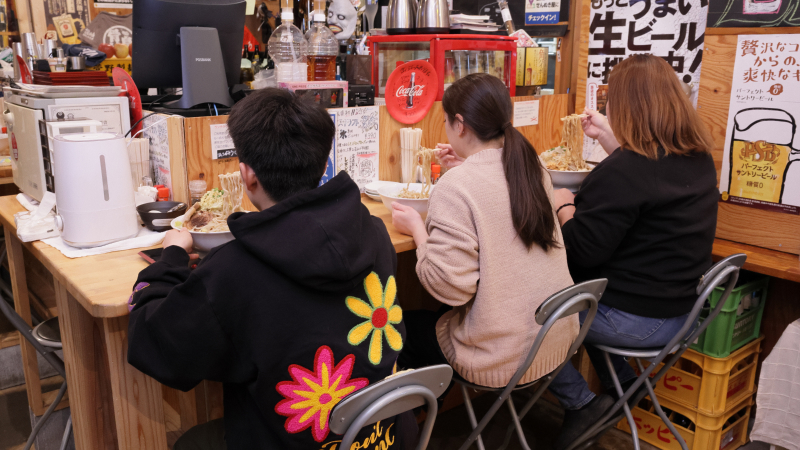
[541,114,595,192]
[170,172,247,252]
[378,183,434,218]
[378,148,437,218]
[540,146,594,192]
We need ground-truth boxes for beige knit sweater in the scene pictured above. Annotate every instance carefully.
[416,148,578,388]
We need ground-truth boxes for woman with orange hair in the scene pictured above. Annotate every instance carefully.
[547,54,720,449]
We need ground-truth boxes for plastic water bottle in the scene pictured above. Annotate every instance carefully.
[305,3,338,81]
[268,0,308,83]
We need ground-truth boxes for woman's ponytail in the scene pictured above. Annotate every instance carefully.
[502,124,559,251]
[442,73,558,252]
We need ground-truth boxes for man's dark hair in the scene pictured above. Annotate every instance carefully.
[227,88,335,202]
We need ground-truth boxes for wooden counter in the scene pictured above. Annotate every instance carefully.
[712,238,800,283]
[0,195,413,319]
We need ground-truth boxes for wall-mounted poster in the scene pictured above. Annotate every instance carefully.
[719,34,800,215]
[582,0,708,157]
[43,0,91,44]
[709,0,800,28]
[526,0,561,25]
[327,106,380,192]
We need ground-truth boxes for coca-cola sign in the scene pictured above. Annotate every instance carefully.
[385,60,439,125]
[395,85,426,97]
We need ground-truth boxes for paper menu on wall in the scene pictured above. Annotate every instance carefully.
[142,114,172,199]
[210,123,237,160]
[513,100,540,127]
[719,34,800,215]
[328,106,380,192]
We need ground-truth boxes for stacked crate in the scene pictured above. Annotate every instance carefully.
[616,273,770,450]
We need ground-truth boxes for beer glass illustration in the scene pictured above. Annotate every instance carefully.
[729,108,800,205]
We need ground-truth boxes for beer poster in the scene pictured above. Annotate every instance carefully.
[720,34,800,215]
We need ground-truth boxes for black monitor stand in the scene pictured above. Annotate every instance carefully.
[166,27,235,109]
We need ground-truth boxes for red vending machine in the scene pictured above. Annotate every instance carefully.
[366,34,518,100]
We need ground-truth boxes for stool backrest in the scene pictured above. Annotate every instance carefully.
[678,253,747,350]
[330,364,453,450]
[504,278,606,391]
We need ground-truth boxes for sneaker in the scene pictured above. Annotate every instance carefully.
[553,394,615,450]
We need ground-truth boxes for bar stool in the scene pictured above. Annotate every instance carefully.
[455,278,607,450]
[564,254,747,450]
[330,364,453,450]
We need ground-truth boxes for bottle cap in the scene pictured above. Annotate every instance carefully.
[281,10,294,20]
[157,186,169,199]
[314,13,326,22]
[154,184,165,189]
[431,164,441,174]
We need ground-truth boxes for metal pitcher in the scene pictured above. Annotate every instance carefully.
[387,0,417,35]
[417,0,450,34]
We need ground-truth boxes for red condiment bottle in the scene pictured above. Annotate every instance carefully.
[431,164,441,184]
[157,186,170,201]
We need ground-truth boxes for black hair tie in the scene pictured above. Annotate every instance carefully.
[502,122,512,131]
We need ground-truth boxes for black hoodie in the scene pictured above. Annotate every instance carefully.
[127,173,408,449]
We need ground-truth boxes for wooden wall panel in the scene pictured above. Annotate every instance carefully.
[574,0,591,115]
[182,116,257,211]
[175,96,570,198]
[697,35,800,254]
[378,94,572,182]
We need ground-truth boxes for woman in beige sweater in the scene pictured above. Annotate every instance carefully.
[392,74,578,390]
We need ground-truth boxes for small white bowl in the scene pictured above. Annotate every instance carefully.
[546,166,594,193]
[171,216,236,253]
[378,183,434,218]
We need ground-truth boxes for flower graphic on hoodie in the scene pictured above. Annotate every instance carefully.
[346,272,403,365]
[275,346,368,442]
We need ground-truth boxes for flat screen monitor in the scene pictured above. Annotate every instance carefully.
[132,0,246,108]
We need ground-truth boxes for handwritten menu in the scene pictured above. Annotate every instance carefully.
[210,124,237,160]
[143,114,173,200]
[513,100,540,127]
[719,34,800,215]
[328,106,380,192]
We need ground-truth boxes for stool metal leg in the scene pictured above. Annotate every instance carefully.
[634,359,688,450]
[505,396,531,450]
[59,415,72,450]
[459,384,486,450]
[604,352,640,450]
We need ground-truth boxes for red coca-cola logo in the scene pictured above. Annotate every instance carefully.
[385,61,438,125]
[395,85,426,97]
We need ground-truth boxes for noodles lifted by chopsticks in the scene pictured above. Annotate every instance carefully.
[184,172,245,233]
[398,147,436,199]
[541,114,590,171]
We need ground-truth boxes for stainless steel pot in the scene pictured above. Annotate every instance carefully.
[387,0,417,35]
[416,0,450,34]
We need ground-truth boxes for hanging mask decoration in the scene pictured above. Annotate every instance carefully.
[328,0,360,41]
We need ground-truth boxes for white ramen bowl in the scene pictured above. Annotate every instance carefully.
[546,165,594,193]
[171,215,236,253]
[378,183,434,218]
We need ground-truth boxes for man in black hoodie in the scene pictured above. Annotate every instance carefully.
[127,88,409,449]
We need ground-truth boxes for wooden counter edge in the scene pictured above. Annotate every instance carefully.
[712,238,800,283]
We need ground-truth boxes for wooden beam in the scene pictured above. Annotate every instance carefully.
[4,227,45,416]
[102,315,168,450]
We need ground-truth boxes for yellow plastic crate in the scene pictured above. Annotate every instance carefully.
[87,57,132,76]
[632,336,762,415]
[617,394,753,450]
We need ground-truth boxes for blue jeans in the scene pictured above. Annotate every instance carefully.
[548,303,690,410]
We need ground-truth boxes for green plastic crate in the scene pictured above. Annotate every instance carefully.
[690,273,768,358]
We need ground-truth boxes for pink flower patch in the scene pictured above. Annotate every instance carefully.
[275,346,368,442]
